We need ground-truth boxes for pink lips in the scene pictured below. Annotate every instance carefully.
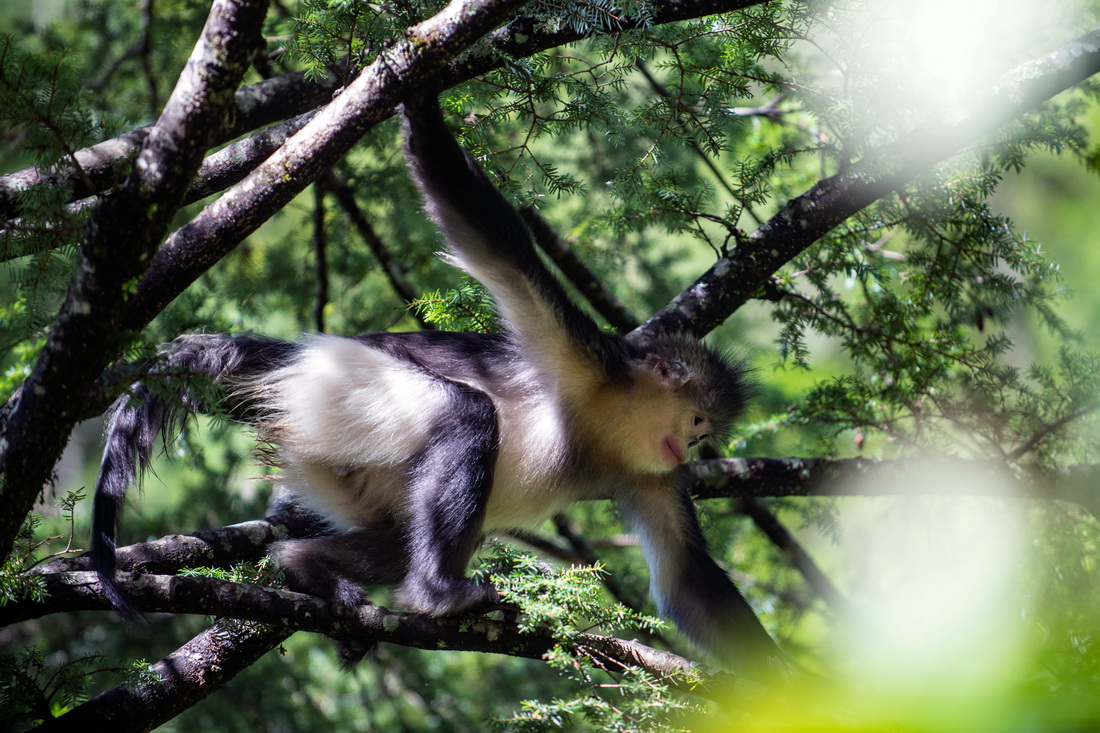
[660,435,686,465]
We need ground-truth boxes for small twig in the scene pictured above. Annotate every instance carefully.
[734,497,851,615]
[1008,402,1100,461]
[519,206,639,333]
[635,58,764,227]
[324,171,435,330]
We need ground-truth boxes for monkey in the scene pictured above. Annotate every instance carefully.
[92,89,785,678]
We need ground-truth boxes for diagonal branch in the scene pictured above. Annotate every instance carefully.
[36,512,317,577]
[632,26,1100,341]
[735,497,851,615]
[520,206,640,333]
[40,618,290,730]
[0,0,269,558]
[324,170,435,326]
[116,0,530,332]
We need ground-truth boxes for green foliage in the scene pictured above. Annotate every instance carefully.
[124,659,161,687]
[0,515,47,607]
[0,34,100,354]
[290,0,425,81]
[769,161,1096,459]
[480,542,666,643]
[0,489,84,606]
[178,556,280,587]
[476,544,696,732]
[0,34,104,169]
[409,279,496,332]
[0,648,103,731]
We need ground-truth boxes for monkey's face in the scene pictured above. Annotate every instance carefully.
[656,412,714,467]
[601,361,716,475]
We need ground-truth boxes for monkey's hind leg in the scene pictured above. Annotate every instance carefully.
[272,521,408,668]
[397,380,502,617]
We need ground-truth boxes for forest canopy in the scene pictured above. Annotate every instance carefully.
[3,0,1100,730]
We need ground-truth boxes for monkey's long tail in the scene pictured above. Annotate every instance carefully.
[92,384,175,616]
[92,334,295,616]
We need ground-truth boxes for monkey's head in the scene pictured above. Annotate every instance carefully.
[617,332,750,475]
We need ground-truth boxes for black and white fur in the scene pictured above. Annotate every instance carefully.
[92,91,783,676]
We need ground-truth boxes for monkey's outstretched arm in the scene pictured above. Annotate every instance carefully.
[402,92,628,382]
[617,477,788,679]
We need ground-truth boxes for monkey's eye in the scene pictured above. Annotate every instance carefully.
[693,416,705,427]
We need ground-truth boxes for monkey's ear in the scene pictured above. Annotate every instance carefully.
[649,357,693,387]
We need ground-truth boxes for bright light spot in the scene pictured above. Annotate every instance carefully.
[847,0,1080,114]
[836,460,1027,694]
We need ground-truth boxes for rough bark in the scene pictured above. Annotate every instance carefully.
[37,512,317,576]
[0,0,269,560]
[35,618,290,732]
[0,0,772,220]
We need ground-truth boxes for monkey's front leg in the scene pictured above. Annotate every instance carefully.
[617,476,786,678]
[396,380,503,616]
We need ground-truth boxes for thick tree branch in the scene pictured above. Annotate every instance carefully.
[183,110,317,204]
[0,0,269,558]
[3,571,743,703]
[633,26,1100,340]
[0,0,772,220]
[692,457,1100,514]
[31,458,1100,584]
[116,0,530,333]
[36,618,290,732]
[37,512,317,576]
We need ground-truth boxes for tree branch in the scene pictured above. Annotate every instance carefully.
[177,0,774,216]
[4,571,743,703]
[0,0,269,558]
[324,170,435,327]
[0,0,773,220]
[36,618,291,731]
[183,110,317,204]
[36,512,317,576]
[692,457,1100,514]
[735,497,851,615]
[632,26,1100,341]
[520,206,640,333]
[116,0,529,333]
